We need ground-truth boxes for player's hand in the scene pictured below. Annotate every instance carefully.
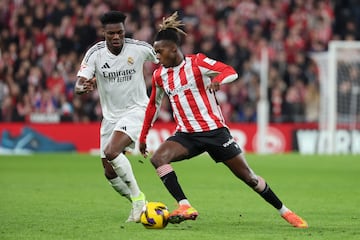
[206,81,220,93]
[83,78,95,93]
[88,77,97,90]
[139,142,148,158]
[75,78,95,94]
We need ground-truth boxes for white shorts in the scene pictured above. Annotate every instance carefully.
[100,108,145,158]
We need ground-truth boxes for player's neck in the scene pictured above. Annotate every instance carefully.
[173,52,184,67]
[108,46,123,56]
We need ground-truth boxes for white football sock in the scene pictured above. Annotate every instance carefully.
[109,153,141,198]
[179,199,191,206]
[108,176,131,202]
[279,205,290,215]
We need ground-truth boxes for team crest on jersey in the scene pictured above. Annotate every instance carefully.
[127,57,134,65]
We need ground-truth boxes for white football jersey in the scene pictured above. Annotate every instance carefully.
[77,38,158,122]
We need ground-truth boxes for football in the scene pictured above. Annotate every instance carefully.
[140,202,170,229]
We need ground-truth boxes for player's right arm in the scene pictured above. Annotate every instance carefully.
[75,44,99,94]
[139,71,165,157]
[74,77,95,95]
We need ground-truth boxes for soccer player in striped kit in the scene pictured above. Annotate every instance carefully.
[139,12,308,228]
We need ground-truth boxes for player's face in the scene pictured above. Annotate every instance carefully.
[154,40,179,68]
[103,23,125,55]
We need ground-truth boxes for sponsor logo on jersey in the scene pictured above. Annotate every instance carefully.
[101,62,111,69]
[165,82,196,96]
[102,69,136,83]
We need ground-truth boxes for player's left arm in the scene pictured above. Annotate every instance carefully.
[196,53,238,92]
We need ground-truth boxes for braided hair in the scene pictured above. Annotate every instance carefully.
[155,12,186,46]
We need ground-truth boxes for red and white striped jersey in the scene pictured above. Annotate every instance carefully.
[140,53,238,143]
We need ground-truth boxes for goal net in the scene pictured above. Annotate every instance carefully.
[310,41,360,154]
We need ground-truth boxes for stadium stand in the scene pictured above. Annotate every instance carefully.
[0,0,359,123]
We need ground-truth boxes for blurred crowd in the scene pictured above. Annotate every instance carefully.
[1,0,360,123]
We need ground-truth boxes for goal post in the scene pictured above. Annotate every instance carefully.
[256,47,269,154]
[310,40,360,154]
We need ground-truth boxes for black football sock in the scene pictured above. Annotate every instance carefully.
[160,171,187,202]
[258,183,283,209]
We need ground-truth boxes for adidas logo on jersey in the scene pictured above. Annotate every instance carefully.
[101,63,110,69]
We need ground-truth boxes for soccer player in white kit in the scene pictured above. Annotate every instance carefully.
[75,11,158,223]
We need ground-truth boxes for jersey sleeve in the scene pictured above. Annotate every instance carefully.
[195,53,238,84]
[77,45,97,79]
[139,70,164,143]
[138,40,159,64]
[146,46,159,64]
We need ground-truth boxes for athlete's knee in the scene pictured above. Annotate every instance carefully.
[103,147,119,161]
[150,156,165,168]
[150,151,171,168]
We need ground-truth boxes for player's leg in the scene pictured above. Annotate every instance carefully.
[222,154,282,208]
[222,154,308,228]
[104,131,141,197]
[104,130,145,222]
[100,120,132,201]
[100,120,134,199]
[150,138,200,224]
[102,158,131,201]
[205,128,307,228]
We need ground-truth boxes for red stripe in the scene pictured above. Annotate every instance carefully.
[184,89,210,131]
[179,65,209,131]
[214,98,226,126]
[140,69,163,143]
[154,67,163,87]
[168,68,174,90]
[191,63,224,128]
[174,94,194,132]
[179,65,187,85]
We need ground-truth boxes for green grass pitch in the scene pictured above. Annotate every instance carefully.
[1,153,359,240]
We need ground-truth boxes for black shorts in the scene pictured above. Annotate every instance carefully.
[167,127,242,162]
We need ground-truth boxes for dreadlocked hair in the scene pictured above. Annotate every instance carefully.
[155,12,186,46]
